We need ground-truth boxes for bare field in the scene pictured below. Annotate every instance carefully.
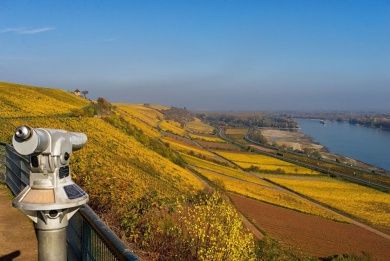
[230,193,390,260]
[261,129,323,151]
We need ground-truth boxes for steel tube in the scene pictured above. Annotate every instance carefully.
[36,227,67,261]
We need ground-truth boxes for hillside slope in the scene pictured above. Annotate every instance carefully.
[0,82,88,117]
[0,82,258,260]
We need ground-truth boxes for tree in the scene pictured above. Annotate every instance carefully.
[81,90,89,98]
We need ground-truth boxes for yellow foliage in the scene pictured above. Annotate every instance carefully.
[159,120,187,136]
[176,193,256,260]
[0,82,87,117]
[215,150,319,175]
[185,118,214,134]
[268,176,390,228]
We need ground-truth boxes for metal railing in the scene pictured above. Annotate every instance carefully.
[2,144,139,261]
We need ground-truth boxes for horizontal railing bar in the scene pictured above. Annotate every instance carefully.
[79,205,139,261]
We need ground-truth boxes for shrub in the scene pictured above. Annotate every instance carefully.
[176,193,255,260]
[139,192,256,260]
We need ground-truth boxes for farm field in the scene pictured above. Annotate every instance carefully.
[230,193,390,260]
[185,118,214,134]
[268,176,390,230]
[189,133,226,143]
[214,150,319,175]
[190,161,345,222]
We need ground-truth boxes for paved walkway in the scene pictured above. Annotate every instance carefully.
[0,184,37,260]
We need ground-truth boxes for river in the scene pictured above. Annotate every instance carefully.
[296,118,390,171]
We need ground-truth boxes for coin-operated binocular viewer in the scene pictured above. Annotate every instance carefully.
[12,126,89,261]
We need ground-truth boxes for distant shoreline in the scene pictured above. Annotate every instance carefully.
[296,118,389,173]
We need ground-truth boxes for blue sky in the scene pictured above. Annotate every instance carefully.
[1,0,389,111]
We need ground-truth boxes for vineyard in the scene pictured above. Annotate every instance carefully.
[268,176,390,229]
[214,150,319,175]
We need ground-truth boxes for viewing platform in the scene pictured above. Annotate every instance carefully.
[0,184,37,260]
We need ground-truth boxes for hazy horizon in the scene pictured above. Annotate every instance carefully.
[1,1,389,111]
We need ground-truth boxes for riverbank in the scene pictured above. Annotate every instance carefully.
[297,119,390,172]
[258,121,388,174]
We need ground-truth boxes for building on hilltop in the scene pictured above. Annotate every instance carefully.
[73,89,81,96]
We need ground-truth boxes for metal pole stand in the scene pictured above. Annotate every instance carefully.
[14,186,88,261]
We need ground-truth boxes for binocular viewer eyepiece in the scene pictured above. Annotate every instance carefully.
[15,125,32,141]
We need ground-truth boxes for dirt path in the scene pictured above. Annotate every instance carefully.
[230,193,390,260]
[0,184,37,260]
